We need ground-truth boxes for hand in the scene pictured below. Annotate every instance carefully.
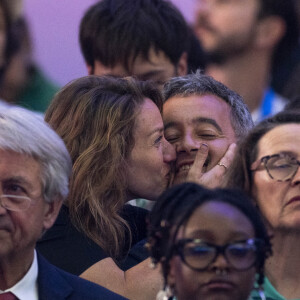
[186,143,236,188]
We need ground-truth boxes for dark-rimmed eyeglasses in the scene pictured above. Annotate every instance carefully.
[251,153,300,182]
[173,238,263,271]
[0,195,32,211]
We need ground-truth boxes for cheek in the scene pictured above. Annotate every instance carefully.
[238,268,256,297]
[169,258,202,297]
[253,173,283,227]
[207,139,230,163]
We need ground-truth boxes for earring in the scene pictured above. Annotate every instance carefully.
[256,285,266,300]
[156,286,173,300]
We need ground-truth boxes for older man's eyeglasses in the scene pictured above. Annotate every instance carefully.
[0,195,32,211]
[173,238,263,271]
[251,153,300,182]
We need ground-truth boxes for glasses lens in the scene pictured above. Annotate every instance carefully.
[182,242,216,270]
[266,155,298,181]
[1,195,31,211]
[226,242,257,270]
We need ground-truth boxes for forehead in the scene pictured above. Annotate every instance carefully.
[257,124,300,157]
[134,98,163,133]
[182,201,254,239]
[203,0,259,9]
[0,149,41,185]
[163,94,234,129]
[94,48,175,79]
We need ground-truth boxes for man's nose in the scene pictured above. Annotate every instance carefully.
[176,134,201,154]
[210,252,230,273]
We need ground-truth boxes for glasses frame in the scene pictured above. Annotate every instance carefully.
[0,194,33,211]
[173,238,263,272]
[251,153,300,182]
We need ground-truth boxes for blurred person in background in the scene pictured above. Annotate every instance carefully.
[194,0,299,122]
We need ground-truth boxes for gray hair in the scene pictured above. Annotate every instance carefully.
[0,106,72,203]
[163,71,254,139]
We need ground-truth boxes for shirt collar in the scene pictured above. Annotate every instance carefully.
[0,250,38,300]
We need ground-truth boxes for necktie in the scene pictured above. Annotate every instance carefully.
[0,292,18,300]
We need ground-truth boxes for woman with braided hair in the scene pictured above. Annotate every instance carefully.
[147,183,271,300]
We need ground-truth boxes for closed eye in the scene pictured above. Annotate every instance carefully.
[154,135,163,146]
[165,135,179,143]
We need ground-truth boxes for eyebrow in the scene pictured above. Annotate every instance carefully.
[186,229,251,240]
[164,117,223,134]
[3,176,33,189]
[147,127,164,137]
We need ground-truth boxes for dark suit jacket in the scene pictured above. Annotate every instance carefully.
[37,253,127,300]
[37,205,149,275]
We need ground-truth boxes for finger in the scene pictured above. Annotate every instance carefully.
[217,143,237,170]
[192,143,209,172]
[186,143,208,182]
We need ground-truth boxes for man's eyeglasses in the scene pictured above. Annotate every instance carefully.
[251,153,300,182]
[173,238,263,271]
[0,195,32,211]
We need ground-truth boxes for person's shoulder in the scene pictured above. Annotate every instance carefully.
[122,203,149,218]
[56,267,127,299]
[37,253,127,299]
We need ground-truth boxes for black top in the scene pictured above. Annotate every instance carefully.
[36,204,149,275]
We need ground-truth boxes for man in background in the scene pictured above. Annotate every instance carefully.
[195,0,299,122]
[79,0,194,88]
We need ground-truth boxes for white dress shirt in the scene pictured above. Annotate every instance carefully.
[0,250,38,300]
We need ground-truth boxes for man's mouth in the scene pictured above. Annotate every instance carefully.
[178,164,192,172]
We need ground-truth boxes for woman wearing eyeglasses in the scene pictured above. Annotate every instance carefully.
[147,182,271,300]
[226,110,300,299]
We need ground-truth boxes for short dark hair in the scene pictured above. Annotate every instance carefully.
[163,71,253,140]
[79,0,190,71]
[148,182,272,289]
[258,0,299,69]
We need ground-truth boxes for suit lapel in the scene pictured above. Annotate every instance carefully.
[37,253,73,300]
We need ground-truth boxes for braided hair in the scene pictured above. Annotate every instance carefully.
[147,183,272,289]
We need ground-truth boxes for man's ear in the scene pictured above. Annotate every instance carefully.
[43,197,63,231]
[255,16,286,50]
[176,52,188,76]
[86,64,94,75]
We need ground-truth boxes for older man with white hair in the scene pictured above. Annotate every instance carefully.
[0,107,125,300]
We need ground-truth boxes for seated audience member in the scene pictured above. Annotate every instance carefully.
[163,71,253,187]
[0,106,126,299]
[37,75,175,275]
[194,0,299,122]
[226,110,300,299]
[79,0,190,87]
[147,182,271,300]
